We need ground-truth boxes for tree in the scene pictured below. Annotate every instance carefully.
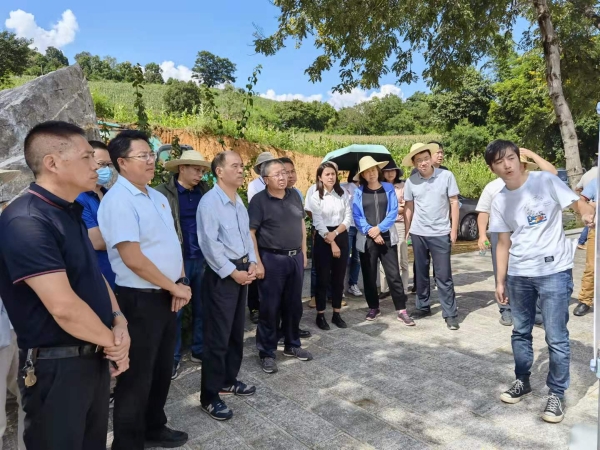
[0,31,33,85]
[254,0,600,185]
[163,80,202,114]
[192,51,236,88]
[275,100,337,131]
[26,47,69,76]
[114,61,136,83]
[46,47,69,67]
[144,62,164,84]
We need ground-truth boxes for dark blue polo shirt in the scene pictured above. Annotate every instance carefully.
[0,183,113,349]
[76,189,116,288]
[175,177,203,260]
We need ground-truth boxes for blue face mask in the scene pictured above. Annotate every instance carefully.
[96,167,113,186]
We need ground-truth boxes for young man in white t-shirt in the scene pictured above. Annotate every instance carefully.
[476,149,557,327]
[486,140,595,424]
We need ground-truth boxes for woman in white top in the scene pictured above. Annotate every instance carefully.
[379,161,409,296]
[310,162,352,330]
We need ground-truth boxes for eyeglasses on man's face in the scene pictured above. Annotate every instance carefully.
[123,152,157,163]
[265,171,288,179]
[96,161,114,169]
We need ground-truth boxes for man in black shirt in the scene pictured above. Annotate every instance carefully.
[249,159,313,374]
[0,121,130,450]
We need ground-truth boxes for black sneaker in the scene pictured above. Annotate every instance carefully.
[316,314,330,330]
[499,310,513,326]
[378,291,391,300]
[190,353,202,364]
[500,379,532,404]
[220,380,256,397]
[283,347,313,361]
[299,328,312,339]
[331,312,347,329]
[260,357,278,374]
[445,316,460,330]
[250,310,260,324]
[144,426,188,448]
[411,308,431,320]
[277,337,285,348]
[201,399,233,421]
[171,362,180,380]
[542,393,565,423]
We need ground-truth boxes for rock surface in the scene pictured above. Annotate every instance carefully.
[0,65,99,204]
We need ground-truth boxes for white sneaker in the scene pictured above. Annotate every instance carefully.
[348,285,362,296]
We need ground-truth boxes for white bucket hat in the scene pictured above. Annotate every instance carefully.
[254,152,276,174]
[164,150,211,173]
[353,156,389,181]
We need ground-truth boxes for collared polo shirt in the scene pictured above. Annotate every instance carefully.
[0,183,113,349]
[404,167,460,237]
[98,175,183,289]
[249,188,305,250]
[197,183,257,279]
[76,188,116,288]
[175,176,203,260]
[247,177,267,202]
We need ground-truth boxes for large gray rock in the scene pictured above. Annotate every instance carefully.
[0,65,100,204]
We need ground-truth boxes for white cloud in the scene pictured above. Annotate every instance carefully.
[5,9,78,53]
[259,84,402,109]
[159,61,194,82]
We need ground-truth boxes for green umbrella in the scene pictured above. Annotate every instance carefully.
[321,144,394,171]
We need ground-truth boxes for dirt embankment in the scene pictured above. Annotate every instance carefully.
[154,127,322,194]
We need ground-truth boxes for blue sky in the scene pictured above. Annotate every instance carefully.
[1,1,529,108]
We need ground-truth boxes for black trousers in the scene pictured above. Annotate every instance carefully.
[314,229,349,311]
[18,351,109,450]
[201,261,248,405]
[247,279,260,313]
[412,234,458,318]
[112,287,177,450]
[256,251,304,359]
[359,238,407,310]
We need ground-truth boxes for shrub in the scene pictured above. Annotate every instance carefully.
[163,80,202,115]
[92,91,115,119]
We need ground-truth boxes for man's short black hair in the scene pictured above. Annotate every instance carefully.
[484,140,520,167]
[108,130,151,173]
[211,151,229,177]
[279,157,294,166]
[88,140,109,151]
[428,140,443,150]
[24,121,86,177]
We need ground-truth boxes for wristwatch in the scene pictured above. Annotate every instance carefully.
[176,277,190,286]
[334,230,339,236]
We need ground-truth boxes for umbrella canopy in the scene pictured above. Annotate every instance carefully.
[321,144,393,171]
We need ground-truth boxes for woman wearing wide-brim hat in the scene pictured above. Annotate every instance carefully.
[378,160,410,300]
[352,156,415,326]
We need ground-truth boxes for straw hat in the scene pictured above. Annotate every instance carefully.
[353,156,389,181]
[520,155,538,171]
[0,169,20,184]
[254,152,275,174]
[164,150,211,173]
[402,142,440,167]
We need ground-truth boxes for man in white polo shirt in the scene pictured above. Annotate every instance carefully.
[99,131,192,450]
[404,142,461,330]
[487,139,594,423]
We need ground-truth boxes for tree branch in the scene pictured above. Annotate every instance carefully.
[568,0,600,31]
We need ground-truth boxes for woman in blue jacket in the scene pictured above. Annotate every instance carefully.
[352,156,414,325]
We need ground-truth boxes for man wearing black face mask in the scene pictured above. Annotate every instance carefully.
[76,140,117,289]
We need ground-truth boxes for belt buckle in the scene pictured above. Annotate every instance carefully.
[242,256,248,263]
[288,250,297,257]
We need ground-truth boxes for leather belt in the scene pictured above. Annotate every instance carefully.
[230,255,249,265]
[116,286,169,295]
[259,247,301,257]
[26,344,104,360]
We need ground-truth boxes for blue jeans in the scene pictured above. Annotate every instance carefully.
[507,269,573,398]
[174,258,205,364]
[347,226,361,286]
[578,226,589,245]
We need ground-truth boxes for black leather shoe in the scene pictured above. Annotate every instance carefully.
[378,291,391,300]
[145,426,188,449]
[410,309,431,319]
[299,328,312,339]
[574,302,591,316]
[249,310,259,324]
[316,314,330,330]
[331,313,347,328]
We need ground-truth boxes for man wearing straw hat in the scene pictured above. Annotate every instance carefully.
[247,152,276,323]
[156,149,211,380]
[403,142,461,330]
[0,168,25,450]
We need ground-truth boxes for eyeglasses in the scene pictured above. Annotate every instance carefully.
[123,152,157,162]
[97,162,114,169]
[265,171,288,179]
[414,156,431,165]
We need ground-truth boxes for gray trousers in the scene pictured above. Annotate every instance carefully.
[412,234,458,319]
[490,232,541,318]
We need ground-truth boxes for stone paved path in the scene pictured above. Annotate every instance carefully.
[3,246,598,449]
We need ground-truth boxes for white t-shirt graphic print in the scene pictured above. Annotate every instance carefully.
[489,171,578,277]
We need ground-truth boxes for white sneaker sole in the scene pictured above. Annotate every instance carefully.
[542,411,564,423]
[500,391,531,404]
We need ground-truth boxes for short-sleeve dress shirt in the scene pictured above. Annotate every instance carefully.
[98,175,183,289]
[310,188,352,238]
[0,183,112,349]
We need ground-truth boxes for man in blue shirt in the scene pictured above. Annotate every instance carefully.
[196,151,257,420]
[76,140,117,288]
[156,149,211,379]
[98,131,191,450]
[574,175,598,316]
